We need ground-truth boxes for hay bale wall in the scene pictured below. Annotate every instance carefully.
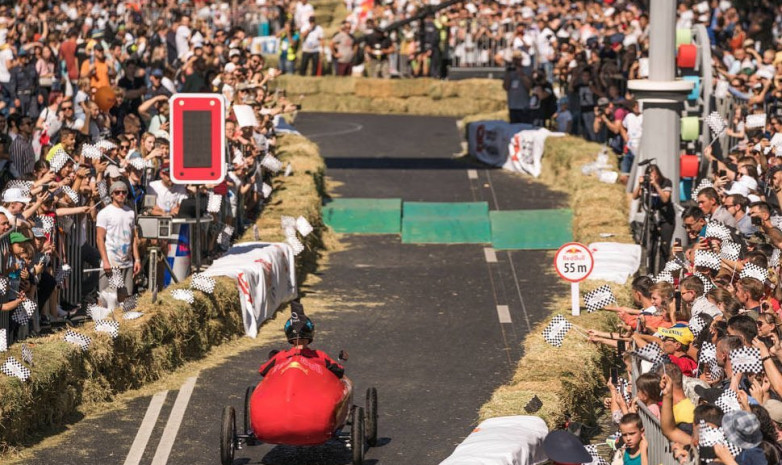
[0,133,326,449]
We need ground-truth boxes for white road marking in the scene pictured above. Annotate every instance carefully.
[467,169,478,179]
[150,376,198,465]
[305,122,364,139]
[496,305,512,324]
[484,247,497,263]
[123,391,168,465]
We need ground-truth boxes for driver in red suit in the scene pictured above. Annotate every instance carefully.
[259,302,345,379]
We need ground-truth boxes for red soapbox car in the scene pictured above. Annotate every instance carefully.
[220,350,378,465]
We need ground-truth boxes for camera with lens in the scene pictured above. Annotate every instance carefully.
[752,215,763,226]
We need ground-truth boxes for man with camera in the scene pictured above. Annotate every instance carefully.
[503,50,532,125]
[748,201,782,250]
[592,97,622,148]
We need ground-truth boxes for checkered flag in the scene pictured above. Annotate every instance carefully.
[0,328,6,353]
[283,225,297,238]
[122,294,139,312]
[771,248,780,268]
[700,341,717,363]
[730,346,763,374]
[715,389,742,413]
[81,143,101,160]
[1,356,31,381]
[617,377,631,404]
[584,444,609,465]
[171,289,195,304]
[692,178,714,198]
[654,270,674,284]
[60,185,79,204]
[693,272,715,293]
[123,311,144,320]
[695,250,722,271]
[95,320,120,339]
[261,154,284,173]
[664,260,683,273]
[5,180,33,196]
[49,149,70,172]
[632,342,667,367]
[690,314,710,338]
[21,343,33,366]
[12,300,36,325]
[286,236,304,255]
[542,315,573,347]
[107,268,124,289]
[746,113,767,129]
[583,285,616,313]
[96,139,117,151]
[190,273,216,294]
[128,158,146,171]
[64,330,91,351]
[706,112,729,136]
[261,183,272,199]
[87,304,111,321]
[740,263,768,283]
[206,192,222,213]
[35,215,55,233]
[97,180,108,200]
[218,224,234,249]
[0,276,9,296]
[699,422,742,457]
[295,216,313,237]
[721,242,742,262]
[705,222,732,242]
[284,163,292,177]
[281,215,296,229]
[707,359,724,380]
[55,264,72,285]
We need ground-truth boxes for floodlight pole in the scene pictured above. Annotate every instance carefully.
[627,0,693,244]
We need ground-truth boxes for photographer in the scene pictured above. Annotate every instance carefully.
[503,50,532,124]
[749,201,782,250]
[592,97,623,151]
[632,164,675,267]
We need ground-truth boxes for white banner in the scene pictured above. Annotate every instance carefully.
[202,242,298,337]
[503,128,565,178]
[467,121,534,167]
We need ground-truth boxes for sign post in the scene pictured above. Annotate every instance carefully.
[554,242,595,316]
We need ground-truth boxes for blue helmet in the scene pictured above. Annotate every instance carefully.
[284,312,314,342]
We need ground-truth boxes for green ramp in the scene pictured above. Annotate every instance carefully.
[490,209,573,250]
[402,202,491,244]
[322,198,402,234]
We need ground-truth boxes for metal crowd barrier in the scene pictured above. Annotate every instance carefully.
[0,229,11,339]
[629,353,679,465]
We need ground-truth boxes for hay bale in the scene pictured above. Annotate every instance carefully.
[390,79,433,98]
[277,75,322,95]
[371,97,408,113]
[452,79,506,102]
[354,78,395,98]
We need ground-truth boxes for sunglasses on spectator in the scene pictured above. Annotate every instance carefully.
[113,190,128,195]
[120,145,130,150]
[62,105,73,110]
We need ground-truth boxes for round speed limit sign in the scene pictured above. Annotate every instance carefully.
[554,242,594,283]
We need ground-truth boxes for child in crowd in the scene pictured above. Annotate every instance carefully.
[619,413,648,465]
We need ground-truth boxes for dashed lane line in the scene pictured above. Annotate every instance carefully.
[467,169,478,179]
[484,247,497,263]
[496,305,512,324]
[150,376,198,465]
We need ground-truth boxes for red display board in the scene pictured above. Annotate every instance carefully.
[169,93,226,184]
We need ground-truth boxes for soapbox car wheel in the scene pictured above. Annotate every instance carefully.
[365,387,378,447]
[243,385,254,438]
[351,406,365,465]
[220,406,236,465]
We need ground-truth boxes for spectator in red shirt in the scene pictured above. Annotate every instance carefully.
[658,326,697,378]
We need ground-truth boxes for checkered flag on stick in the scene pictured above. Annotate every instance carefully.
[584,444,609,465]
[730,346,763,374]
[35,215,55,233]
[261,154,284,173]
[122,294,139,312]
[690,314,710,338]
[0,276,9,297]
[295,216,313,237]
[740,263,768,283]
[206,192,222,213]
[693,272,715,293]
[171,289,195,304]
[772,248,781,268]
[55,264,72,285]
[21,343,33,366]
[190,273,216,294]
[664,260,683,273]
[1,356,31,381]
[286,236,304,255]
[542,315,573,347]
[632,342,667,367]
[695,250,722,271]
[0,328,6,353]
[81,143,101,160]
[218,225,234,249]
[705,222,732,242]
[95,320,120,339]
[60,185,79,204]
[721,242,741,262]
[123,311,144,320]
[706,112,729,136]
[583,285,616,313]
[261,183,272,199]
[87,304,111,321]
[5,180,32,196]
[281,215,296,229]
[64,330,91,351]
[107,268,124,290]
[699,422,742,457]
[654,270,674,284]
[692,178,714,198]
[715,389,742,413]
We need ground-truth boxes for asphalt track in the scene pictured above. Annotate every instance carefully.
[21,112,568,465]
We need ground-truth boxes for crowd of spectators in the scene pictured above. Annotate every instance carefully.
[0,0,301,348]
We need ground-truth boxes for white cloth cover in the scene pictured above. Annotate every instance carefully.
[586,242,642,284]
[503,128,565,177]
[439,416,549,465]
[202,242,297,337]
[468,121,535,167]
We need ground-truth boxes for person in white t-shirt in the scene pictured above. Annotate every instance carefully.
[147,162,188,216]
[621,99,643,175]
[300,17,324,76]
[96,181,140,293]
[294,0,314,30]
